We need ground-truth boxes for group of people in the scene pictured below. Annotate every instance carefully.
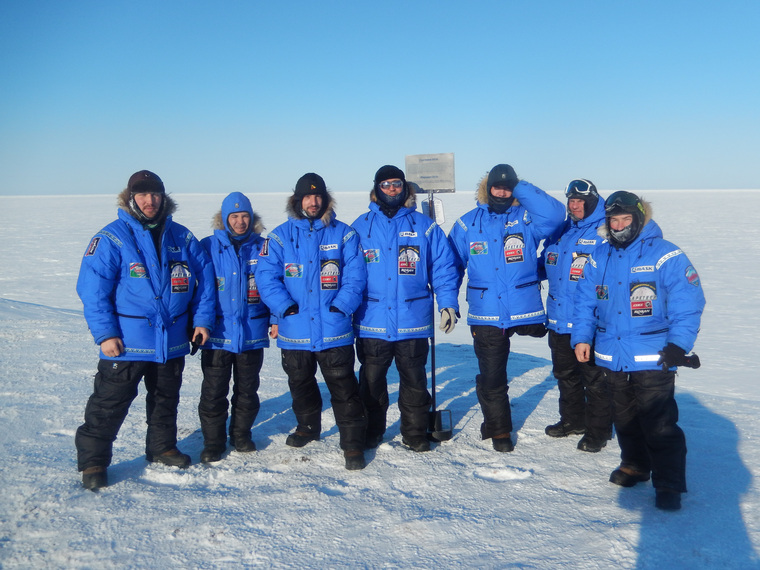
[75,165,705,512]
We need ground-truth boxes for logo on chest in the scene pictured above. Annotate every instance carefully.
[630,282,656,317]
[503,233,525,263]
[398,246,420,275]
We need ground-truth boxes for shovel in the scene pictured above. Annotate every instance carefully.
[428,324,453,442]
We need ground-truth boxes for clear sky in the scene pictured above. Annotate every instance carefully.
[1,1,758,196]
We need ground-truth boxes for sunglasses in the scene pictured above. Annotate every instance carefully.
[565,179,595,197]
[605,191,646,216]
[379,180,404,190]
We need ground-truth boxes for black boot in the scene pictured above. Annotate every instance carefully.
[147,448,191,468]
[402,436,431,452]
[200,446,225,464]
[344,450,366,470]
[577,434,607,453]
[609,466,650,487]
[655,489,682,511]
[285,431,320,448]
[82,466,108,491]
[232,437,257,452]
[545,421,585,438]
[492,433,514,452]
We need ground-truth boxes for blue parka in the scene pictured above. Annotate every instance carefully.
[351,186,460,341]
[448,180,565,328]
[570,204,706,372]
[77,192,216,362]
[256,194,367,352]
[542,195,607,334]
[200,192,271,353]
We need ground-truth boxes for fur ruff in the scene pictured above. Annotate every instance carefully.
[211,210,265,234]
[476,174,521,207]
[286,190,336,225]
[117,187,177,221]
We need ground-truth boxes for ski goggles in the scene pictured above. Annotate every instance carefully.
[605,191,646,217]
[379,180,404,190]
[565,179,596,197]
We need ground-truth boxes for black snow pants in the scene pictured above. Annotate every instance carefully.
[548,331,612,440]
[198,348,263,448]
[356,337,431,440]
[471,325,512,439]
[606,368,687,492]
[281,345,366,452]
[75,357,185,471]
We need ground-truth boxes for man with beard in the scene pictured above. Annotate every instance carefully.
[76,170,215,490]
[256,173,368,470]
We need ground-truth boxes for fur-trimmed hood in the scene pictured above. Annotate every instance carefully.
[286,189,336,226]
[369,180,418,209]
[211,209,265,235]
[476,174,521,208]
[117,187,177,222]
[597,197,653,241]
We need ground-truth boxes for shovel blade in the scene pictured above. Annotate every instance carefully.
[428,409,453,442]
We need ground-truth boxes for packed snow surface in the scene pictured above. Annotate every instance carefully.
[1,189,758,568]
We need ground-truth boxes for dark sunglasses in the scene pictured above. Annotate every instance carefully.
[379,180,404,190]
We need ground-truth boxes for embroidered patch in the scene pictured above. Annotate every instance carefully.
[399,231,418,238]
[170,262,191,293]
[364,249,380,263]
[685,265,700,287]
[85,237,101,256]
[470,242,488,255]
[129,263,149,278]
[320,259,340,289]
[168,246,181,253]
[217,277,225,291]
[631,265,655,273]
[259,239,269,256]
[398,245,420,275]
[596,285,608,300]
[576,238,597,246]
[630,281,656,317]
[285,263,303,278]
[247,273,260,303]
[569,253,589,281]
[320,244,338,251]
[503,233,525,263]
[546,251,558,266]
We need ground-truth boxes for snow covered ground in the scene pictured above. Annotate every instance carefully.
[1,188,758,568]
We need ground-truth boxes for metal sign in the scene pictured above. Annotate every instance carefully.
[405,153,455,194]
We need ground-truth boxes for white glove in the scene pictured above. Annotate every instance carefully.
[439,308,458,334]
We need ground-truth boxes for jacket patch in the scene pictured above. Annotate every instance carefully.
[569,253,589,281]
[129,263,149,278]
[217,276,225,291]
[469,242,488,255]
[596,285,608,300]
[168,246,181,253]
[630,282,656,317]
[170,262,191,293]
[285,263,303,278]
[398,246,420,275]
[576,238,597,246]
[259,239,270,256]
[320,244,338,251]
[320,260,340,290]
[363,249,380,263]
[685,265,700,287]
[399,231,417,238]
[631,265,655,273]
[85,237,101,256]
[546,251,558,265]
[503,233,525,263]
[247,273,260,303]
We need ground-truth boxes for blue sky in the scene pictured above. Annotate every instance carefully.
[1,1,758,196]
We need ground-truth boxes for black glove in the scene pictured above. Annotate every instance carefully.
[329,305,345,315]
[284,304,299,317]
[508,324,548,338]
[657,343,687,371]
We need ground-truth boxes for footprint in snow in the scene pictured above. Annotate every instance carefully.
[473,466,532,482]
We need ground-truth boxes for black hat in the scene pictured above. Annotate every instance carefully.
[486,164,518,191]
[294,173,327,200]
[605,191,646,248]
[128,170,165,194]
[374,165,405,184]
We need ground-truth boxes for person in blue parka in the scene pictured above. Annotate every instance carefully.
[256,173,368,470]
[197,192,276,464]
[449,164,565,452]
[572,191,705,511]
[351,165,460,453]
[541,179,612,452]
[75,170,216,490]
